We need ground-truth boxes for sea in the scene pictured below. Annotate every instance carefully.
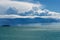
[0,26,60,40]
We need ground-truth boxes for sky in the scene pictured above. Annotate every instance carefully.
[38,0,60,12]
[0,0,60,19]
[11,0,60,12]
[0,0,60,26]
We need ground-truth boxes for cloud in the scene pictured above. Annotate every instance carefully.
[12,0,38,3]
[27,7,60,19]
[0,14,60,19]
[0,1,60,19]
[0,15,42,18]
[0,1,42,14]
[0,0,11,1]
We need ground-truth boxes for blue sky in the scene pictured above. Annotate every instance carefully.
[38,0,60,12]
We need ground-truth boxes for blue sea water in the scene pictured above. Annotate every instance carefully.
[0,27,60,40]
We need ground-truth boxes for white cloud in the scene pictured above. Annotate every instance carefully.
[31,8,60,19]
[0,14,60,19]
[0,1,42,14]
[0,15,40,18]
[0,1,60,19]
[0,0,11,1]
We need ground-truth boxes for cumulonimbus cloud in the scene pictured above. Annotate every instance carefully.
[0,1,60,19]
[0,1,41,13]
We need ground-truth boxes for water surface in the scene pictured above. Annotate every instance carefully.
[0,27,60,40]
